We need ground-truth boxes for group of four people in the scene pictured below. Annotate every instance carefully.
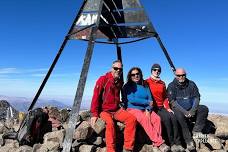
[90,60,208,152]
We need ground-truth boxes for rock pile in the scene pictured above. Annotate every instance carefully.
[0,108,228,152]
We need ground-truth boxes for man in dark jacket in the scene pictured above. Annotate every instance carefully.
[90,60,137,152]
[167,68,208,151]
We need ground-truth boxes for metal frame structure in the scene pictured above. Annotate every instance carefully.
[24,0,176,151]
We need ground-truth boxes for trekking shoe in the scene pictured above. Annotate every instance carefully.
[158,143,171,152]
[186,141,195,151]
[122,149,132,152]
[171,144,185,152]
[171,144,179,152]
[176,144,185,152]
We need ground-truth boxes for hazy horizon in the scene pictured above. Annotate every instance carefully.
[1,94,227,115]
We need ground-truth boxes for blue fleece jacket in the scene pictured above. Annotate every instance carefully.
[123,83,153,111]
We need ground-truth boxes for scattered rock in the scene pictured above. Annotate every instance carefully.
[208,114,228,138]
[73,121,93,141]
[15,145,33,152]
[206,134,223,150]
[96,147,106,152]
[79,110,91,121]
[43,129,65,148]
[91,118,105,134]
[78,144,96,152]
[0,108,227,152]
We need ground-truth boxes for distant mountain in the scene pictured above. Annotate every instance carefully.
[0,95,70,112]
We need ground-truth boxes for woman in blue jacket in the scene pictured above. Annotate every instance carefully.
[123,67,170,152]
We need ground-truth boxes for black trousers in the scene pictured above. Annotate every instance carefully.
[156,107,181,146]
[173,105,209,143]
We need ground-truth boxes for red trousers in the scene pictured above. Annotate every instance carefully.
[100,108,137,152]
[127,108,164,147]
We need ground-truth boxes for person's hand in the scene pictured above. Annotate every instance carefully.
[167,108,174,114]
[185,111,192,118]
[144,110,151,121]
[90,117,98,127]
[149,101,153,107]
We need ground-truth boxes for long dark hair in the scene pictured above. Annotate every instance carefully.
[126,67,148,87]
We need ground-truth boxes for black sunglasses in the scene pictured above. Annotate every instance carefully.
[176,74,186,77]
[113,67,122,71]
[152,68,161,72]
[131,73,140,77]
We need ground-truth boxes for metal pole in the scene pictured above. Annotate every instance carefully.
[116,43,125,107]
[62,0,105,151]
[62,27,96,152]
[28,0,88,111]
[155,34,176,73]
[116,43,124,81]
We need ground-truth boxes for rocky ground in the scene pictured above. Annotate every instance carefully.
[0,108,228,152]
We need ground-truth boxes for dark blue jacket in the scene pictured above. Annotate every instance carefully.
[167,78,200,114]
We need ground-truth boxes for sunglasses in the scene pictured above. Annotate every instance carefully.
[176,74,186,77]
[131,73,140,77]
[152,68,161,72]
[113,67,122,71]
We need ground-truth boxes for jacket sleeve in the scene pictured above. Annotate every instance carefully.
[162,82,170,109]
[190,81,200,113]
[122,84,128,108]
[190,97,200,114]
[167,83,175,104]
[163,98,171,110]
[90,77,104,117]
[167,83,188,115]
[145,87,153,111]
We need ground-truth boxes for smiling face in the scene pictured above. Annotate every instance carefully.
[130,69,141,83]
[151,68,161,78]
[175,68,187,83]
[111,61,122,80]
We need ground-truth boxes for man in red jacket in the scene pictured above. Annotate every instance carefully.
[90,60,137,152]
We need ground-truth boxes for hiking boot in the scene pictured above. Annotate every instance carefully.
[171,144,178,152]
[186,141,195,151]
[158,143,170,152]
[122,149,132,152]
[176,145,185,152]
[171,144,185,152]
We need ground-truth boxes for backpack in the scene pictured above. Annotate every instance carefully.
[1,108,51,146]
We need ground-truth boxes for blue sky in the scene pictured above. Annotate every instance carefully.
[0,1,228,113]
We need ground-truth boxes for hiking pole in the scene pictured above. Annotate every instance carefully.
[155,34,176,73]
[27,0,87,111]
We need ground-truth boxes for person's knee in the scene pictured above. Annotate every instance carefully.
[160,114,170,124]
[153,113,161,122]
[198,105,209,114]
[174,110,185,120]
[105,118,115,127]
[126,115,137,125]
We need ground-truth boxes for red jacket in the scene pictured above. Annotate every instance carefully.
[90,72,123,117]
[146,77,170,109]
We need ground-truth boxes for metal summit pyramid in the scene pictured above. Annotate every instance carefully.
[20,1,176,152]
[69,0,157,42]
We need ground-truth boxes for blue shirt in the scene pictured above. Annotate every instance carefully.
[123,83,153,111]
